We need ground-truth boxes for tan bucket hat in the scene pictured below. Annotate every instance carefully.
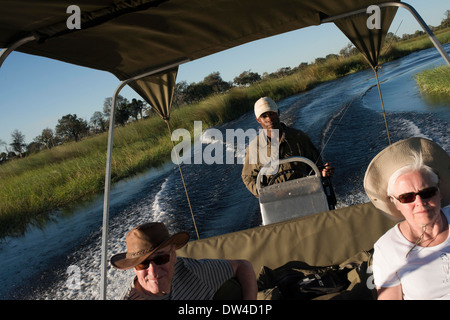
[111,222,189,270]
[254,97,278,119]
[364,137,450,221]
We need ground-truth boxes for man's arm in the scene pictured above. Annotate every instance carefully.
[228,259,258,300]
[241,171,258,197]
[241,146,260,197]
[319,162,334,177]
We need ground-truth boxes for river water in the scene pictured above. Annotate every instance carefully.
[1,44,449,299]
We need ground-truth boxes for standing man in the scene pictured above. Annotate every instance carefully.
[241,97,334,197]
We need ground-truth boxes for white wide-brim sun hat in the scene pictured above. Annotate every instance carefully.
[364,137,450,221]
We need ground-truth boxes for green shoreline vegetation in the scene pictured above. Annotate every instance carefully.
[1,27,449,238]
[415,65,450,96]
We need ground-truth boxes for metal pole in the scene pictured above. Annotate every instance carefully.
[321,2,450,66]
[99,80,127,300]
[99,59,188,300]
[0,36,36,69]
[381,2,450,66]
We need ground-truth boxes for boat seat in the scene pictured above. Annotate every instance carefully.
[256,157,329,225]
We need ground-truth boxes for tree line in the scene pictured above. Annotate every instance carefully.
[0,64,307,163]
[1,11,449,164]
[0,96,150,162]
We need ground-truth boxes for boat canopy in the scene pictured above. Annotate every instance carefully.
[0,0,400,121]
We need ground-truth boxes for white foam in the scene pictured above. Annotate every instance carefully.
[151,177,170,221]
[396,118,430,139]
[200,129,248,163]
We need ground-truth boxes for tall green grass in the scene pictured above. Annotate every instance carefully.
[415,65,450,96]
[380,28,450,63]
[1,28,449,237]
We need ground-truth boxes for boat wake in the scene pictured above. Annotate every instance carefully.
[388,113,449,152]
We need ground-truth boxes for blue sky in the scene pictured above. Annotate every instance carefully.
[0,1,448,145]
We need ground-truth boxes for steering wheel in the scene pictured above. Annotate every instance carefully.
[267,169,296,186]
[256,157,321,194]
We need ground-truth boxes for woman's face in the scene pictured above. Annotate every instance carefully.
[392,170,442,227]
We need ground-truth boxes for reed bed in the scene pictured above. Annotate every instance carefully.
[415,65,450,96]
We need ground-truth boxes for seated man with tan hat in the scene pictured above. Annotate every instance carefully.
[111,222,257,300]
[241,96,334,197]
[364,137,450,300]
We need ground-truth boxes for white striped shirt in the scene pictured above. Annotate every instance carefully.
[121,257,234,300]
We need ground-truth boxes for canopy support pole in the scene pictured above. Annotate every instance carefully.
[100,59,188,300]
[0,36,36,69]
[382,2,450,66]
[321,1,449,146]
[321,2,450,66]
[373,67,391,145]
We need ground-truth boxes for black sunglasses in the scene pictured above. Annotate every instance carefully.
[135,254,171,270]
[392,186,439,204]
